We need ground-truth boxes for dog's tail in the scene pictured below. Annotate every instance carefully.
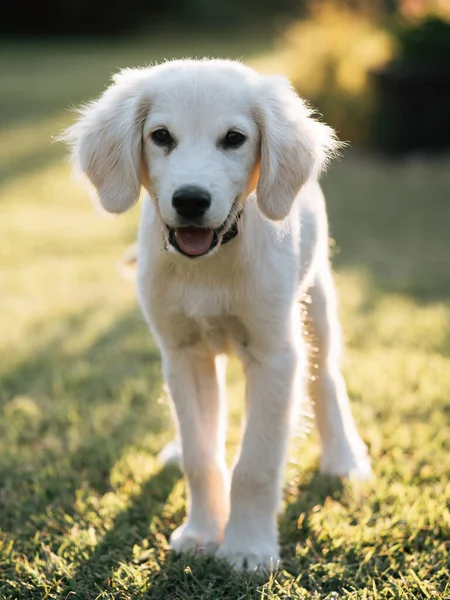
[117,242,138,280]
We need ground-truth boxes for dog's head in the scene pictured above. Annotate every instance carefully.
[63,59,338,258]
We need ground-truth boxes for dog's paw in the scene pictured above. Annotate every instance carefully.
[216,538,280,572]
[320,440,372,481]
[158,440,182,467]
[170,522,221,555]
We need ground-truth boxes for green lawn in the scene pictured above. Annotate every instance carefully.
[1,36,449,599]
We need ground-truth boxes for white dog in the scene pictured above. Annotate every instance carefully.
[64,59,371,571]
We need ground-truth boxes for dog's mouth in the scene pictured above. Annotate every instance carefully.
[169,227,218,257]
[166,205,243,259]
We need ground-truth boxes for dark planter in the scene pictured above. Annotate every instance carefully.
[371,65,450,154]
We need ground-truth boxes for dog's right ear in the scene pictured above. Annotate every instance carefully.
[61,69,149,214]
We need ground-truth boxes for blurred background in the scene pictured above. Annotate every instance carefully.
[3,0,450,150]
[1,1,450,598]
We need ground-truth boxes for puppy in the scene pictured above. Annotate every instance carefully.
[63,59,371,570]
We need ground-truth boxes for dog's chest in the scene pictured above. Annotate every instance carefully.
[173,285,248,352]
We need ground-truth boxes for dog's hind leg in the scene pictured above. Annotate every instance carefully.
[304,259,372,480]
[162,347,229,554]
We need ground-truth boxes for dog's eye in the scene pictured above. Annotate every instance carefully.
[151,128,173,146]
[223,130,246,149]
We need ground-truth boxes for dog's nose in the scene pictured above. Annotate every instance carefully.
[172,186,211,220]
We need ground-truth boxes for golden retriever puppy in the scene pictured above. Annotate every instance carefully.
[63,59,371,571]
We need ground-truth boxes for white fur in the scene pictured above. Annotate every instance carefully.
[64,59,371,571]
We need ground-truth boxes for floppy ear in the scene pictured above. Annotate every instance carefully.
[62,69,149,214]
[254,75,339,221]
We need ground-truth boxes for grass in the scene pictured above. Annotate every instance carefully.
[1,33,450,599]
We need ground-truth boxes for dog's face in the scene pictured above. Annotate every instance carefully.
[64,60,338,258]
[141,66,260,256]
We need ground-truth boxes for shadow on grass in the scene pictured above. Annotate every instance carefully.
[0,306,380,597]
[64,464,181,598]
[0,304,167,536]
[63,470,275,600]
[279,471,345,573]
[138,471,346,600]
[0,303,352,597]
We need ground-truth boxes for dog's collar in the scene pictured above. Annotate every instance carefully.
[165,209,243,258]
[220,209,243,245]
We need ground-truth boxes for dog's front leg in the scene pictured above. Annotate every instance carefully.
[217,342,302,571]
[163,347,229,554]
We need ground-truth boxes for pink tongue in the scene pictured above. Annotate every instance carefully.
[175,227,214,256]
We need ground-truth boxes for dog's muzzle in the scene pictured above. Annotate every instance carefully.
[166,210,243,258]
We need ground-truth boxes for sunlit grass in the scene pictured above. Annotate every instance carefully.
[1,34,449,599]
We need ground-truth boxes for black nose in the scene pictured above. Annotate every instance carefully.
[172,186,211,220]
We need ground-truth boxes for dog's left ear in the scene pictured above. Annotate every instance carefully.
[254,75,339,221]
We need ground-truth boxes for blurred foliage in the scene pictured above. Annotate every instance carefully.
[371,12,450,153]
[253,1,393,145]
[394,16,450,70]
[396,0,450,21]
[253,0,450,148]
